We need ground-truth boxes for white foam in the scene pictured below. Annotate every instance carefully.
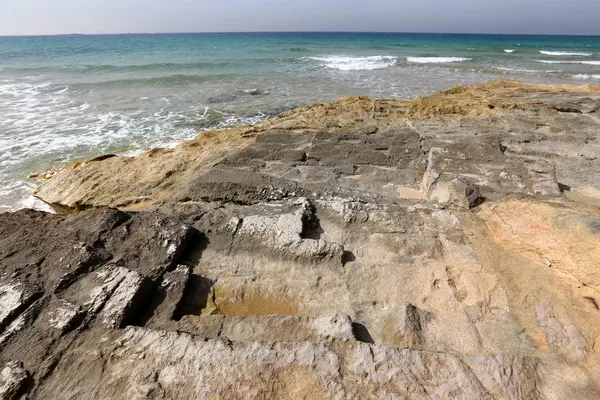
[539,51,592,56]
[536,60,600,65]
[308,55,398,71]
[504,49,515,53]
[214,112,269,129]
[120,149,146,157]
[19,195,55,213]
[0,80,273,212]
[535,60,566,64]
[494,66,538,73]
[407,57,471,64]
[572,74,600,80]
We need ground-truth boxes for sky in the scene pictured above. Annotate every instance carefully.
[0,0,599,36]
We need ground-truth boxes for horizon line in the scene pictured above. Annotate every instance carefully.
[1,30,599,38]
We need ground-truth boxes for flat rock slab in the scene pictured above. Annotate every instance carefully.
[36,327,551,400]
[176,314,355,342]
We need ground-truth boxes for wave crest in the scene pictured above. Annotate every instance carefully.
[539,51,592,56]
[572,74,600,80]
[536,60,600,66]
[407,57,471,64]
[307,55,398,71]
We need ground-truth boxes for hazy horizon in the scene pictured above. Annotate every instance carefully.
[0,0,599,36]
[1,31,600,38]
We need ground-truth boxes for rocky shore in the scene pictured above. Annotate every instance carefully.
[2,80,600,399]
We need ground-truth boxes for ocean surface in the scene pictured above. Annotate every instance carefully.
[1,32,599,212]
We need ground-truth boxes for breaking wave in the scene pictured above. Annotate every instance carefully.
[0,80,272,213]
[572,74,600,80]
[407,57,471,64]
[539,51,592,56]
[307,55,398,70]
[536,60,600,65]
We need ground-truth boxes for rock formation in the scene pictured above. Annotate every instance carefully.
[1,80,600,399]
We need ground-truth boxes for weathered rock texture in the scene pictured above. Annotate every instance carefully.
[1,80,600,399]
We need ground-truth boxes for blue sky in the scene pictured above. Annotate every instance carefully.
[0,0,599,35]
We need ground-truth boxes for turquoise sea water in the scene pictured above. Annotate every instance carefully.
[1,32,599,211]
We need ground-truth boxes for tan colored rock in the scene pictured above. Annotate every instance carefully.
[2,81,600,398]
[37,327,572,400]
[478,200,600,290]
[176,314,355,342]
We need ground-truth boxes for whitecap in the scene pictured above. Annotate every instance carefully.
[572,74,600,80]
[53,86,69,94]
[504,49,515,53]
[0,76,278,213]
[307,55,398,71]
[407,57,471,64]
[535,60,600,65]
[494,66,536,73]
[120,149,146,157]
[539,51,592,56]
[535,60,566,64]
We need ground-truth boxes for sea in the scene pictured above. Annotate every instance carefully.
[1,32,599,212]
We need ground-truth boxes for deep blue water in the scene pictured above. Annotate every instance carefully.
[1,32,599,211]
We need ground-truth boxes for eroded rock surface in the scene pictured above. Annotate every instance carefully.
[2,80,600,399]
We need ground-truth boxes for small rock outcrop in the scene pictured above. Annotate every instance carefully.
[1,80,600,399]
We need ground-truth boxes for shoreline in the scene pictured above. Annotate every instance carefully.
[2,78,599,215]
[32,79,600,213]
[2,32,600,214]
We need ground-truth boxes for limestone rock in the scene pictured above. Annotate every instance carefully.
[234,198,344,261]
[99,268,152,329]
[176,314,355,342]
[35,327,565,400]
[0,361,28,400]
[42,299,82,333]
[146,265,192,329]
[0,281,40,331]
[1,81,600,398]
